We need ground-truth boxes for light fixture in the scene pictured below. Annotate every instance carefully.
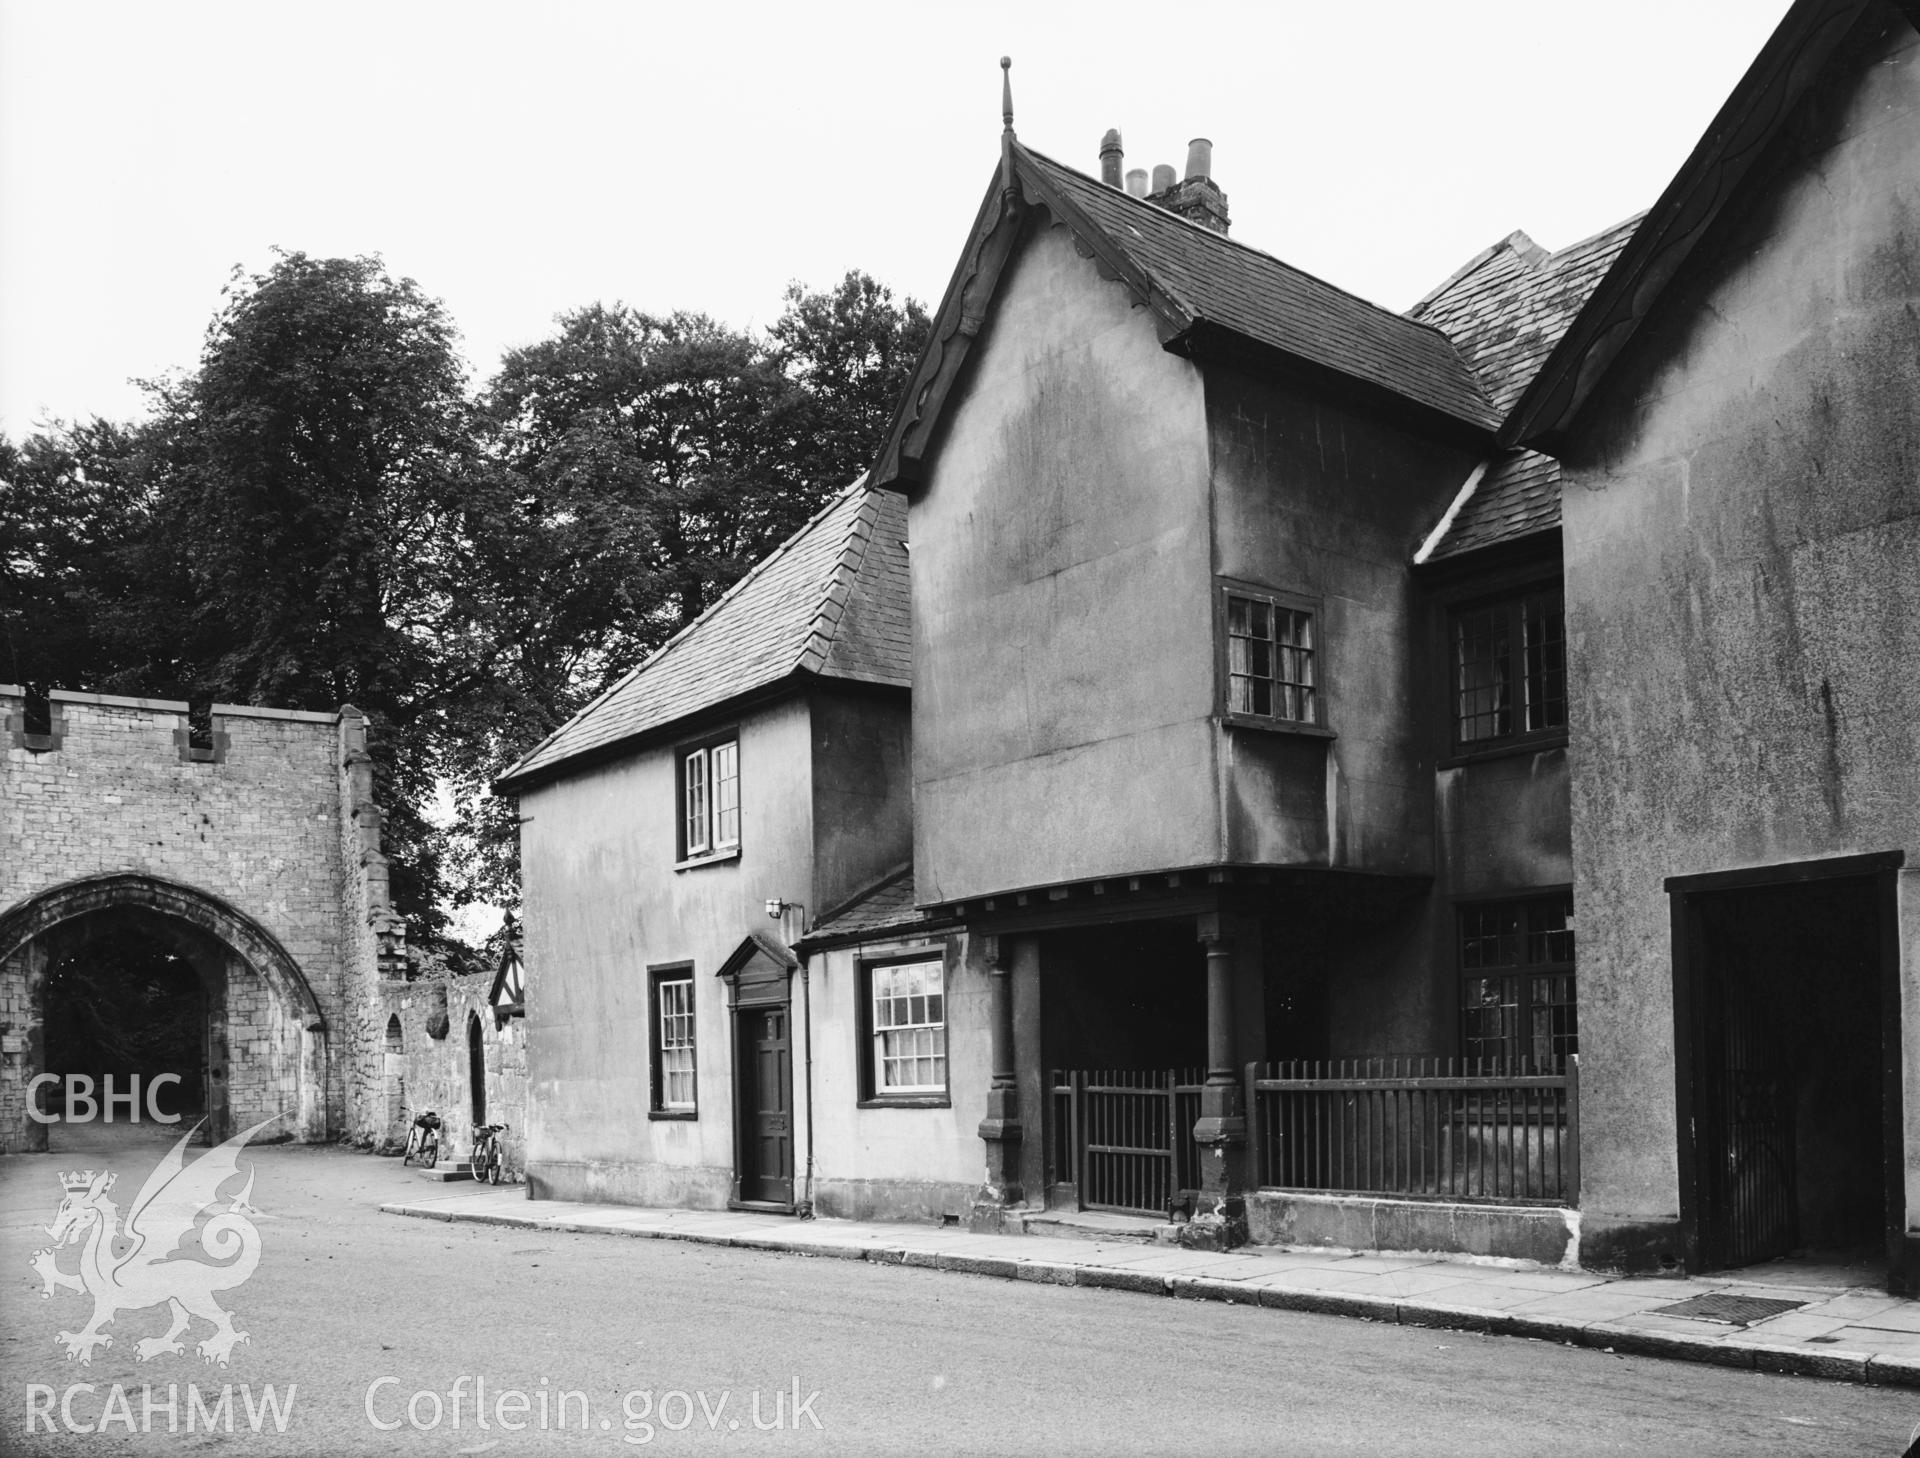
[766,898,788,920]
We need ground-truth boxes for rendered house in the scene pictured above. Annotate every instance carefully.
[495,482,922,1212]
[1501,0,1920,1282]
[501,0,1919,1277]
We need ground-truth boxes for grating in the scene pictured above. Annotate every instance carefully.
[1654,1293,1807,1327]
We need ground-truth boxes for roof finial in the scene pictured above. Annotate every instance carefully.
[1000,56,1014,135]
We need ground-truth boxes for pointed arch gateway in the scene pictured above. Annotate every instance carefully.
[0,873,330,1149]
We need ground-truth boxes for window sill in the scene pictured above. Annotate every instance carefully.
[857,1096,951,1110]
[1439,733,1568,770]
[1217,713,1336,740]
[648,1108,697,1121]
[674,847,740,872]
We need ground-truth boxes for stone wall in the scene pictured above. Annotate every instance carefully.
[0,688,405,1149]
[376,974,529,1180]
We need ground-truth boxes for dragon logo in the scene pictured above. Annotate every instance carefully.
[29,1117,278,1367]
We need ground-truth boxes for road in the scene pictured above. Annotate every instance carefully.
[2,1122,1909,1456]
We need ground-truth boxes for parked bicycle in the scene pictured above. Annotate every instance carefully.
[471,1122,508,1185]
[402,1110,441,1168]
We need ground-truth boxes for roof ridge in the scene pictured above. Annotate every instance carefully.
[1544,209,1649,265]
[1407,229,1544,317]
[796,475,882,676]
[1019,144,1483,356]
[499,476,870,783]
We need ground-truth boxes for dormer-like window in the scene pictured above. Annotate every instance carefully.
[1217,581,1326,732]
[678,734,739,864]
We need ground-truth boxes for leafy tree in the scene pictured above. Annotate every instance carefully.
[442,272,928,907]
[769,270,930,492]
[0,419,158,691]
[4,259,929,931]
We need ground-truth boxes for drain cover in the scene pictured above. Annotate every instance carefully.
[1654,1293,1806,1326]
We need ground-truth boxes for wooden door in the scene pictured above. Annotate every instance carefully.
[736,1004,793,1207]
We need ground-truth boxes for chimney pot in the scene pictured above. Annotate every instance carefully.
[1151,163,1177,193]
[1184,138,1213,181]
[1099,128,1124,188]
[1125,168,1149,198]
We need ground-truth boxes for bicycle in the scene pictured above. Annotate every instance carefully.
[471,1122,508,1185]
[402,1110,441,1168]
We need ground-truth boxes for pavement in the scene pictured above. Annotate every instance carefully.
[385,1183,1920,1389]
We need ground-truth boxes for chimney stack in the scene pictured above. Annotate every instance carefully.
[1125,168,1149,198]
[1099,129,1124,188]
[1147,136,1231,235]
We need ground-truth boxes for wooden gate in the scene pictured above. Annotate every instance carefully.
[1695,952,1797,1266]
[1048,1069,1206,1219]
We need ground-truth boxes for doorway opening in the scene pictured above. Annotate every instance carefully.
[1673,857,1898,1274]
[384,1016,406,1149]
[467,1012,487,1127]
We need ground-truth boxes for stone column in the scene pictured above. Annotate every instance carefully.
[1185,911,1248,1249]
[971,936,1024,1231]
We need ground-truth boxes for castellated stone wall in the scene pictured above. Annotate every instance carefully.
[0,688,402,1148]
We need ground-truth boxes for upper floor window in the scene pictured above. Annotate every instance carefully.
[861,956,948,1102]
[1459,891,1576,1070]
[1220,583,1320,729]
[1452,587,1565,749]
[678,735,739,861]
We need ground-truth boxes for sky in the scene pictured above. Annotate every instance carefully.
[0,1,1789,438]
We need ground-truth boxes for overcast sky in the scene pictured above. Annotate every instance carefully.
[1,1,1789,438]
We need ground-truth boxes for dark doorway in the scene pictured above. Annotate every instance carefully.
[1039,919,1207,1072]
[734,1003,794,1208]
[43,927,208,1148]
[1675,863,1893,1272]
[467,1013,486,1126]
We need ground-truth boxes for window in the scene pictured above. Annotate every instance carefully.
[861,957,947,1101]
[1220,584,1320,727]
[1459,892,1576,1069]
[678,735,739,861]
[1452,587,1565,749]
[649,965,697,1115]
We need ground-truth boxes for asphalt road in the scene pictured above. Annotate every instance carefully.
[1,1122,1910,1456]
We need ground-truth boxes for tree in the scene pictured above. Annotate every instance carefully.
[769,270,930,492]
[0,419,158,692]
[442,273,928,907]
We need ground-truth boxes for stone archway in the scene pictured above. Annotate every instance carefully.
[0,873,329,1151]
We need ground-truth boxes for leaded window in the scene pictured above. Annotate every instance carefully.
[1460,892,1576,1070]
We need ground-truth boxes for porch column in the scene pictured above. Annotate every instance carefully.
[972,935,1023,1229]
[1187,912,1248,1248]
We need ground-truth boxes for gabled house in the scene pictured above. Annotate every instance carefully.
[866,120,1621,1252]
[495,480,915,1211]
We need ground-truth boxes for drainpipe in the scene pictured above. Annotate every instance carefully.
[798,952,816,1219]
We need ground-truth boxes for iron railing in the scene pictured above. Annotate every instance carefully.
[1248,1055,1579,1205]
[1048,1068,1207,1219]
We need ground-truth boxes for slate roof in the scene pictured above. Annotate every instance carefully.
[497,480,910,791]
[800,865,954,950]
[1408,216,1643,415]
[1408,215,1642,562]
[1022,148,1501,431]
[1418,450,1563,564]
